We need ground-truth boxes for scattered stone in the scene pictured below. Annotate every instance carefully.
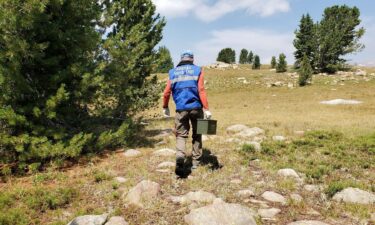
[287,220,330,225]
[226,124,250,134]
[184,202,257,225]
[237,189,255,198]
[105,217,129,225]
[67,214,108,225]
[261,191,287,204]
[290,193,303,203]
[157,161,175,169]
[153,148,176,157]
[169,191,216,205]
[235,127,265,138]
[114,177,127,183]
[123,149,141,158]
[124,180,161,208]
[304,185,320,193]
[277,168,300,178]
[258,208,281,219]
[320,99,362,105]
[230,179,242,184]
[332,188,375,204]
[273,136,286,141]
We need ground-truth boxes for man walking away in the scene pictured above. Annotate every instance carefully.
[163,50,211,177]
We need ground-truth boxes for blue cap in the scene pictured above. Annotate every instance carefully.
[181,50,194,60]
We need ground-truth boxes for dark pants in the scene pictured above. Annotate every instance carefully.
[175,109,204,162]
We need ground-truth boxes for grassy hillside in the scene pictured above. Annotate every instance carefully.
[1,66,374,225]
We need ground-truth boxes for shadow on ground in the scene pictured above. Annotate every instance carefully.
[177,148,223,179]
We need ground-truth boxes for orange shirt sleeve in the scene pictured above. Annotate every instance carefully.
[163,79,171,109]
[198,69,209,110]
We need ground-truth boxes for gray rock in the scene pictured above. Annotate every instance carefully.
[67,214,108,225]
[184,202,256,225]
[236,189,255,198]
[235,127,265,138]
[277,168,300,178]
[320,99,362,105]
[290,194,303,203]
[287,220,330,225]
[114,177,127,183]
[124,180,161,208]
[157,161,175,169]
[304,185,320,193]
[169,191,216,205]
[273,136,286,141]
[153,148,176,157]
[332,188,375,204]
[226,124,250,134]
[261,191,287,204]
[105,217,128,225]
[258,208,281,219]
[123,149,141,158]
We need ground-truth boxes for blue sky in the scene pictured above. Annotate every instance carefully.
[152,0,375,66]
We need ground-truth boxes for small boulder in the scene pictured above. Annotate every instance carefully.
[226,124,250,134]
[184,202,257,225]
[124,180,161,208]
[67,214,108,225]
[287,220,330,225]
[290,193,303,203]
[236,189,255,198]
[153,148,176,157]
[261,191,287,204]
[230,179,242,184]
[123,149,141,158]
[114,177,128,183]
[304,185,320,193]
[157,161,175,169]
[258,208,281,219]
[277,168,300,178]
[105,217,129,225]
[169,191,216,205]
[332,188,375,204]
[273,136,286,141]
[235,127,265,138]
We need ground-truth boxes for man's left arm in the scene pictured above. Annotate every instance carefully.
[198,69,211,119]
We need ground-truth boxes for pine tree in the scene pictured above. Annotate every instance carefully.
[294,14,316,68]
[239,49,249,64]
[217,48,236,64]
[154,46,174,73]
[248,51,254,64]
[299,54,313,86]
[316,5,365,73]
[252,55,261,69]
[271,56,277,69]
[276,53,288,73]
[0,0,165,172]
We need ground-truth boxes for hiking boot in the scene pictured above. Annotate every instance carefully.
[175,157,185,177]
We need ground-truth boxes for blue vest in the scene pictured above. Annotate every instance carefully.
[169,64,202,111]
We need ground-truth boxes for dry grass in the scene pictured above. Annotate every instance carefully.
[1,66,375,225]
